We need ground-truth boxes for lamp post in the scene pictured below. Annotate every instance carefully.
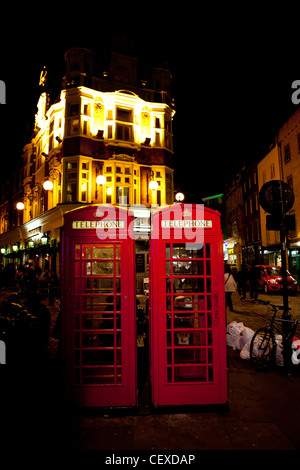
[259,180,295,372]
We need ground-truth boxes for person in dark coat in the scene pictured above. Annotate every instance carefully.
[236,264,248,300]
[248,263,260,301]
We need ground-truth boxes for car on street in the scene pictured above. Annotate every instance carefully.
[256,265,298,294]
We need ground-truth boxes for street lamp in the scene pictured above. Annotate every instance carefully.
[16,201,25,210]
[147,170,159,203]
[149,179,159,190]
[95,170,106,200]
[41,235,48,245]
[175,192,185,202]
[43,180,54,191]
[96,175,106,185]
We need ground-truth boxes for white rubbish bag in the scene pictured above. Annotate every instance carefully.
[233,327,255,351]
[226,321,245,348]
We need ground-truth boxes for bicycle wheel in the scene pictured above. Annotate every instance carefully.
[250,327,276,370]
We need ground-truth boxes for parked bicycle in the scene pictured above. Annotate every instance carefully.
[250,300,299,370]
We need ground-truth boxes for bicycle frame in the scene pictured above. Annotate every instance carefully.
[259,300,298,345]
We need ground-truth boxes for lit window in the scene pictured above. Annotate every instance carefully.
[116,108,133,142]
[107,125,113,138]
[67,183,77,202]
[65,160,78,202]
[284,143,291,163]
[116,186,130,205]
[117,108,133,122]
[69,103,79,116]
[155,132,161,147]
[70,119,79,135]
[116,124,132,141]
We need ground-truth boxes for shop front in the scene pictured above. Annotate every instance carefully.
[223,237,242,269]
[289,243,300,284]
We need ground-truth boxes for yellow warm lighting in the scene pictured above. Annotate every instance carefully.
[81,183,87,191]
[16,202,24,210]
[43,180,54,191]
[149,180,159,190]
[96,175,106,185]
[107,186,113,195]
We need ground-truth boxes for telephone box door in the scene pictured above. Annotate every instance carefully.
[150,204,227,407]
[61,205,136,407]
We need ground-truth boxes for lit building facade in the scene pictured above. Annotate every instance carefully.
[223,172,244,269]
[0,48,175,286]
[277,107,300,281]
[257,143,282,265]
[241,160,261,266]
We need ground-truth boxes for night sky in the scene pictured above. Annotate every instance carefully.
[1,14,299,202]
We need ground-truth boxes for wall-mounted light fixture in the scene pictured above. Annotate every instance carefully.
[43,169,60,191]
[149,179,159,190]
[12,244,18,252]
[16,201,25,210]
[95,163,106,199]
[41,235,48,245]
[148,170,158,190]
[96,175,106,185]
[147,170,159,203]
[43,180,54,191]
[175,192,185,202]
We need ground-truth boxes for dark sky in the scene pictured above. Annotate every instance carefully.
[1,14,299,202]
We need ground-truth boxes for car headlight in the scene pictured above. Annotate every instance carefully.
[270,279,278,284]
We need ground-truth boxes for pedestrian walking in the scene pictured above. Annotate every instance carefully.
[236,264,248,300]
[248,262,260,301]
[46,269,58,306]
[224,266,237,312]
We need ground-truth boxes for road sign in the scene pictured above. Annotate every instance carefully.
[259,180,294,214]
[266,214,295,231]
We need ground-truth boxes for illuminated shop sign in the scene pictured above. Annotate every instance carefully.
[28,226,42,237]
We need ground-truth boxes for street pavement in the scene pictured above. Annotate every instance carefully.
[226,290,300,332]
[1,291,300,459]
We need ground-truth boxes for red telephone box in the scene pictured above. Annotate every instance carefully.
[149,204,227,407]
[61,205,136,407]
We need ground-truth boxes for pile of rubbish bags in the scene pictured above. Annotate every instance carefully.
[226,321,284,367]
